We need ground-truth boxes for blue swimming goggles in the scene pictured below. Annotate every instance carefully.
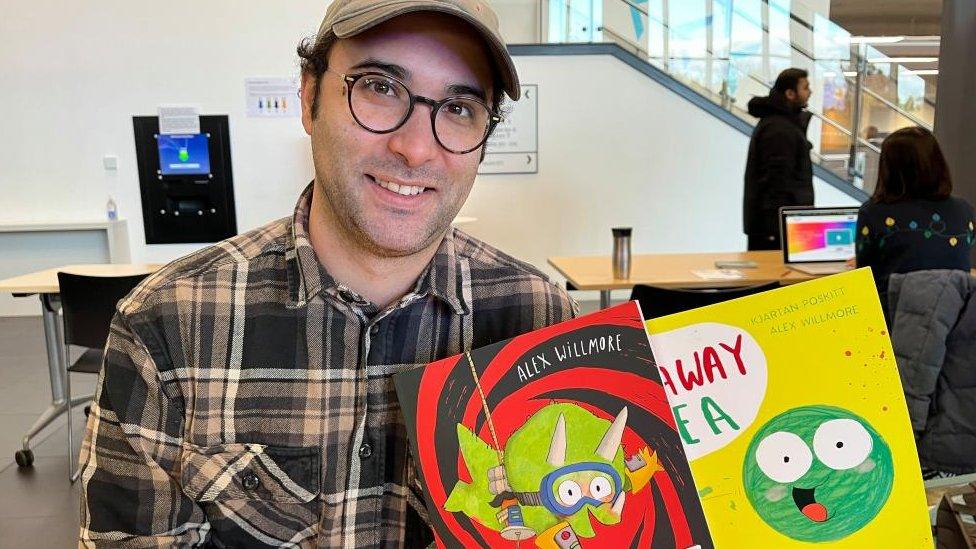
[537,462,623,516]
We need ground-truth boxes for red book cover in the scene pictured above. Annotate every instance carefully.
[394,301,712,548]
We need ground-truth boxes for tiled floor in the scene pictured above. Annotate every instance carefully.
[0,315,94,547]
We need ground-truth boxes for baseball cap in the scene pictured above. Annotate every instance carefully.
[315,0,521,101]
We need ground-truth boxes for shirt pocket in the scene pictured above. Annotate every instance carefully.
[180,442,320,504]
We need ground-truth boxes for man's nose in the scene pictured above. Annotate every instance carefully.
[387,102,439,167]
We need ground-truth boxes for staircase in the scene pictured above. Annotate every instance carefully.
[502,0,936,201]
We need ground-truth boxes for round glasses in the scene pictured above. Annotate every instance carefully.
[341,72,502,155]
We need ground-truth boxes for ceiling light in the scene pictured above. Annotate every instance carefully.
[850,36,905,44]
[868,57,938,63]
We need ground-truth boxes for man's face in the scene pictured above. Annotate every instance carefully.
[787,77,811,109]
[300,13,494,258]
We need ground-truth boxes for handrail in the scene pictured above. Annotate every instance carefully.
[509,42,870,202]
[596,4,891,156]
[731,61,882,154]
[760,0,815,33]
[858,85,933,130]
[613,0,649,19]
[595,0,928,133]
[541,0,926,190]
[601,26,650,57]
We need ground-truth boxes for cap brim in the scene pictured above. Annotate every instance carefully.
[331,4,520,101]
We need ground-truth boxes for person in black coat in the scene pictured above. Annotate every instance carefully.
[743,68,815,250]
[856,126,975,314]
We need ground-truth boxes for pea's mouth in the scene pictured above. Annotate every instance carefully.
[792,486,829,522]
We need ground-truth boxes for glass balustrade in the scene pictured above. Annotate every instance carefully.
[492,0,936,190]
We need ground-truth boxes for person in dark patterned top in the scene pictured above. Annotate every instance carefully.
[78,1,577,547]
[856,126,975,314]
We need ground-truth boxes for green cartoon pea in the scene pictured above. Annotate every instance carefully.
[742,406,894,542]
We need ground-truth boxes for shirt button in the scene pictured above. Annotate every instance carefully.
[370,324,380,335]
[242,472,260,490]
[359,443,373,460]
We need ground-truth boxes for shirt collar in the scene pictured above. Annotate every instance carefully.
[286,183,336,308]
[286,182,469,315]
[418,229,470,315]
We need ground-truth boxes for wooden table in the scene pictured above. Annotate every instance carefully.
[548,251,815,308]
[0,264,161,464]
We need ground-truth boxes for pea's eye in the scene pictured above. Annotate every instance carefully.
[813,419,873,470]
[556,479,583,507]
[755,431,813,483]
[589,476,613,500]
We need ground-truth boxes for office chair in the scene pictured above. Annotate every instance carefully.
[57,272,147,482]
[630,281,780,319]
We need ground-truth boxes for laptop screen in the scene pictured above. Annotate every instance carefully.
[781,207,859,263]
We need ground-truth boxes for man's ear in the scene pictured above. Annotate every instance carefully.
[300,72,318,136]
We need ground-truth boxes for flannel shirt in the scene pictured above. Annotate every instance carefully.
[78,183,577,547]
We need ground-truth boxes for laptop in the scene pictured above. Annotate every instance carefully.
[780,206,859,275]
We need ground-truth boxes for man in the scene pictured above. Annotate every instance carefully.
[743,68,815,251]
[78,1,576,546]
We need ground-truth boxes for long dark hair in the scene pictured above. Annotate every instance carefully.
[872,126,952,203]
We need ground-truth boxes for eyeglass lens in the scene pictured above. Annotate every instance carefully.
[348,74,492,153]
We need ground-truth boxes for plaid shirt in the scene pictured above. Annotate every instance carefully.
[79,184,576,548]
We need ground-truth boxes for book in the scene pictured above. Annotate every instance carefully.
[645,268,932,546]
[395,301,713,548]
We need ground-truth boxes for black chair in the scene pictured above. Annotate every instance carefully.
[630,281,780,319]
[57,272,147,482]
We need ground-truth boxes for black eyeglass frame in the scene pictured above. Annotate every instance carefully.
[342,72,503,155]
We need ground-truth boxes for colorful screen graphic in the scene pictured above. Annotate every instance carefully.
[158,133,211,176]
[785,213,857,262]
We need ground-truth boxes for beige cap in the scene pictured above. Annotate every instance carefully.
[315,0,520,101]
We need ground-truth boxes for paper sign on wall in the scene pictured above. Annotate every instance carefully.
[245,77,300,118]
[158,105,200,135]
[480,84,538,175]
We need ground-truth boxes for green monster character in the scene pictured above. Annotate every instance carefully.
[445,402,661,548]
[742,405,894,542]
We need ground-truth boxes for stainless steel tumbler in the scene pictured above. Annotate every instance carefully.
[612,227,632,279]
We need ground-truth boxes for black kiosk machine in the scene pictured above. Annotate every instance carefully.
[133,115,238,244]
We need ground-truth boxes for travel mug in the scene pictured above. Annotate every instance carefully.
[612,227,632,279]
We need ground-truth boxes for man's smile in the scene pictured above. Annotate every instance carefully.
[368,175,430,196]
[366,173,433,196]
[792,486,828,522]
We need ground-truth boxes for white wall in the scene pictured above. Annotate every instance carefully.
[460,54,856,302]
[0,0,323,266]
[0,2,858,315]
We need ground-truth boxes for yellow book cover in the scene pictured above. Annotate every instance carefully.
[644,268,932,546]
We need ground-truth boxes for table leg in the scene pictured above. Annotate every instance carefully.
[41,293,67,402]
[18,293,75,457]
[599,290,611,309]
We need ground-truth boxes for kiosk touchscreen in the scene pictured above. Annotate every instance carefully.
[157,134,211,176]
